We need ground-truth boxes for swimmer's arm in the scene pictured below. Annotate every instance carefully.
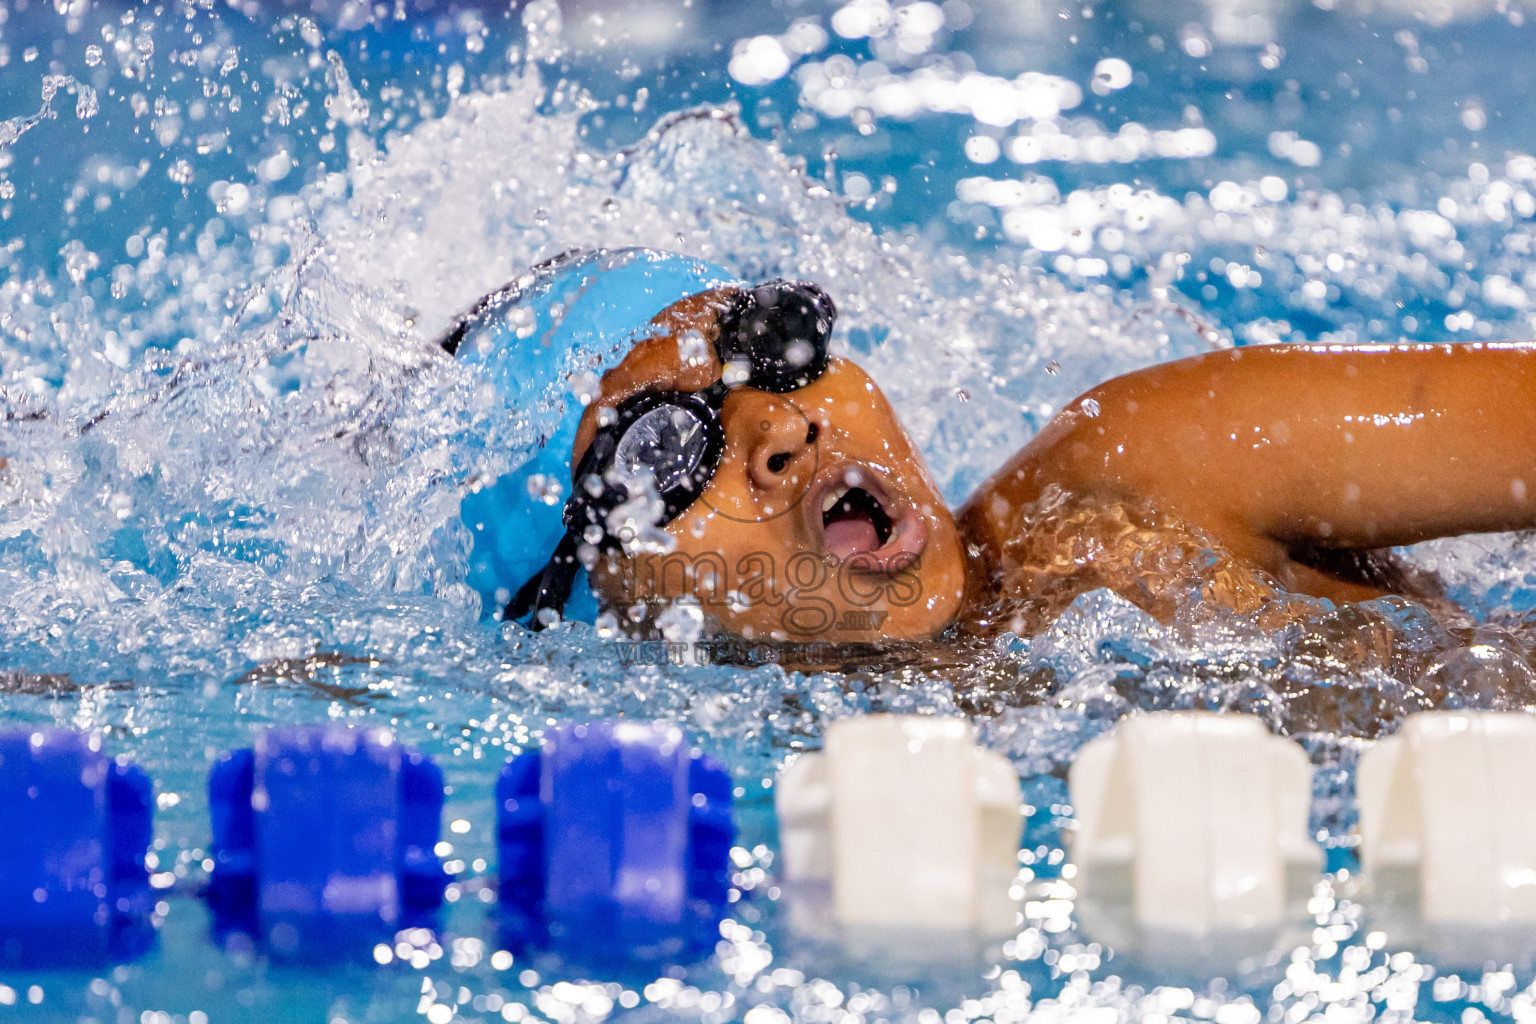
[974,342,1536,571]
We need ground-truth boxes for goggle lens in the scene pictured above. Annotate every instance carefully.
[716,280,836,393]
[615,404,713,494]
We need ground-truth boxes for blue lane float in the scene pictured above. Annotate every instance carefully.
[206,725,448,958]
[0,729,154,966]
[497,720,734,960]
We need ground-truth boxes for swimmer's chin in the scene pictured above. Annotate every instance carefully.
[598,597,954,649]
[702,585,959,648]
[677,618,957,670]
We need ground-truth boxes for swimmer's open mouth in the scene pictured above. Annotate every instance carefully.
[822,486,893,551]
[809,466,927,566]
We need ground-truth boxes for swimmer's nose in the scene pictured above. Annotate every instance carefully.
[746,405,821,493]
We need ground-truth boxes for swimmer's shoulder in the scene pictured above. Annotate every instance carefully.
[952,348,1316,632]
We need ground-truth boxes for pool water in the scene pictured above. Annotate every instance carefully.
[4,0,1536,1020]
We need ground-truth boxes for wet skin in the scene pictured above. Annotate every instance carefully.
[575,293,968,643]
[959,341,1536,631]
[576,290,1536,641]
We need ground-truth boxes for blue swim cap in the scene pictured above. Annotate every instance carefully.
[449,249,741,622]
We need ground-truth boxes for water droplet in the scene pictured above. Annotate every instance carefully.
[1417,637,1536,710]
[1091,57,1132,96]
[522,0,564,63]
[524,474,564,506]
[59,240,99,286]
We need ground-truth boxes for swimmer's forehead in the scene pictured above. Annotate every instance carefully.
[571,286,741,468]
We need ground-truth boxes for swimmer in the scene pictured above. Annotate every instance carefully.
[450,249,1536,645]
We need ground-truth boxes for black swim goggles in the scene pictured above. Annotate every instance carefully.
[508,280,837,628]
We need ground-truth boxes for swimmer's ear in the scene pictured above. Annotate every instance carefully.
[714,281,836,392]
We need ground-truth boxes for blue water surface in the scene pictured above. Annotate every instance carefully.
[5,0,1536,1021]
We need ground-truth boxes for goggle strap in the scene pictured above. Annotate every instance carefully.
[504,530,582,628]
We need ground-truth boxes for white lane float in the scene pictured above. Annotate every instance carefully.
[1357,710,1536,965]
[1069,711,1322,964]
[776,714,1023,939]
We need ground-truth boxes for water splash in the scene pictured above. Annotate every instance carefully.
[0,74,72,149]
[1,2,1536,1021]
